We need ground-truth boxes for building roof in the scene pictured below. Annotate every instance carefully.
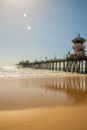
[72,36,86,44]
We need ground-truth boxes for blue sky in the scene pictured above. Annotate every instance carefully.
[0,0,87,65]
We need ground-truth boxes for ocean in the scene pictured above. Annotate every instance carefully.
[0,65,69,78]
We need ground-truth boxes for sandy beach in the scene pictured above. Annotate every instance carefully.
[0,68,87,130]
[0,105,87,130]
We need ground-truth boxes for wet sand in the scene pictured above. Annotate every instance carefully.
[0,105,87,130]
[0,72,87,130]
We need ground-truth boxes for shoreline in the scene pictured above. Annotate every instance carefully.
[0,70,87,79]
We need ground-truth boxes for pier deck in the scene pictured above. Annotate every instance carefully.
[18,56,87,74]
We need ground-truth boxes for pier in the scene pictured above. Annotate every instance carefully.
[18,35,87,74]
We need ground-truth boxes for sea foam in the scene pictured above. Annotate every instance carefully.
[0,65,68,78]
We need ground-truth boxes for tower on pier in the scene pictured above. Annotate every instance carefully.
[72,34,86,57]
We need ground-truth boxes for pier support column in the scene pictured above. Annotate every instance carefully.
[82,60,84,73]
[69,61,71,72]
[78,61,80,73]
[59,61,60,71]
[55,62,57,71]
[52,62,54,70]
[85,60,87,73]
[63,61,65,71]
[48,63,50,70]
[49,62,51,70]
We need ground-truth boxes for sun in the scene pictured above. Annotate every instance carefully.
[28,26,31,31]
[24,14,27,18]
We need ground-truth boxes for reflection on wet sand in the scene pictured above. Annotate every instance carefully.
[0,76,87,130]
[20,76,87,103]
[43,77,87,103]
[0,76,87,110]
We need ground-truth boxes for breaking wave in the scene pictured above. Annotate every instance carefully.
[0,65,68,78]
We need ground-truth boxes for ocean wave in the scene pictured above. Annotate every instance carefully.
[0,65,67,78]
[0,65,84,79]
